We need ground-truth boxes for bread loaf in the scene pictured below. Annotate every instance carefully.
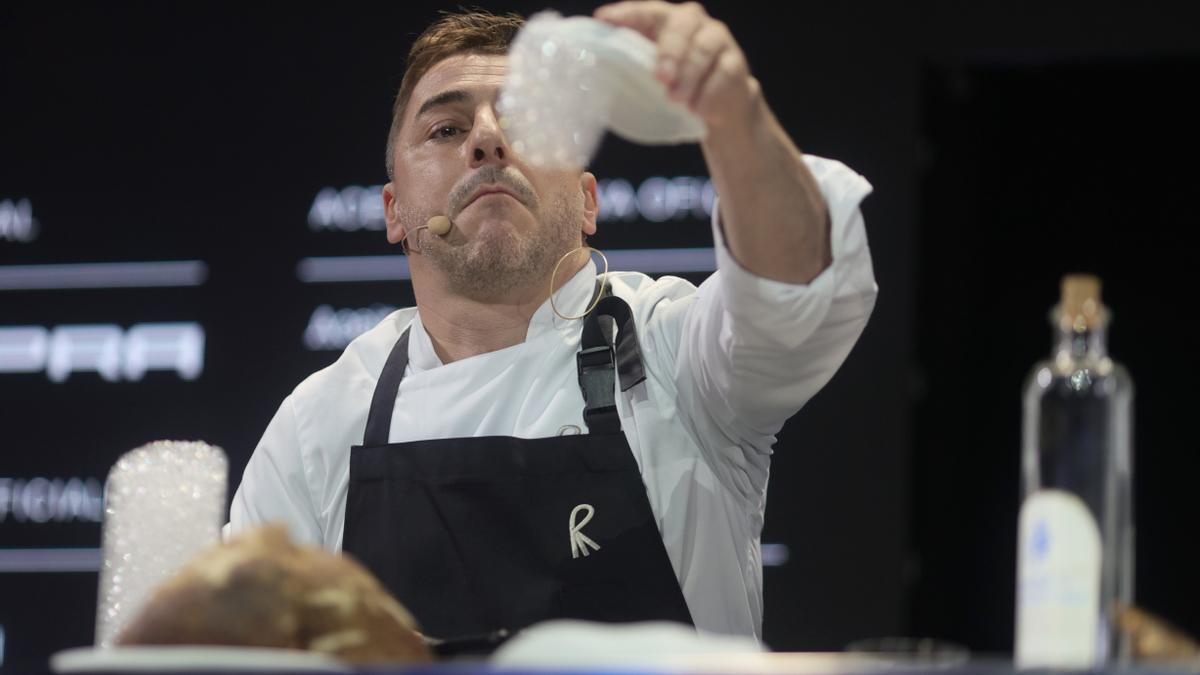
[116,524,431,664]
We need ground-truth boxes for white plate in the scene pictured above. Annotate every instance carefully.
[50,645,353,673]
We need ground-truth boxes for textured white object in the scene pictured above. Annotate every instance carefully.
[498,11,707,169]
[95,441,227,648]
[492,620,762,669]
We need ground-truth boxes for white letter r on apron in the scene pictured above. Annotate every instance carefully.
[569,503,601,559]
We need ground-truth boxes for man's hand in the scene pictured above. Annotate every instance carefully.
[594,1,760,131]
[597,1,832,285]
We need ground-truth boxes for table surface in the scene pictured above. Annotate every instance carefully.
[12,649,1200,675]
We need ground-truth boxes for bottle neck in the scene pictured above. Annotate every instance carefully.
[1052,312,1109,369]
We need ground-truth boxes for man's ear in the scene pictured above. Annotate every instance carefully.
[581,172,599,238]
[383,182,406,245]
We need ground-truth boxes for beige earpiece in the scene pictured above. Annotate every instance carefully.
[425,215,453,236]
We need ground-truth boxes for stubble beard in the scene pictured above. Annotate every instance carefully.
[424,191,582,303]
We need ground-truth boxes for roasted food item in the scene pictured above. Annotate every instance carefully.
[117,524,431,664]
[1117,604,1200,663]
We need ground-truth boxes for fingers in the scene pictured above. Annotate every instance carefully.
[593,1,674,38]
[692,47,751,124]
[595,1,707,84]
[595,2,752,125]
[652,3,706,85]
[670,21,729,105]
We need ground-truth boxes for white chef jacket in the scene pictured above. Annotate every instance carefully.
[227,154,877,639]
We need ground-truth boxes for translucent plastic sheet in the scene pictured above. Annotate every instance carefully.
[499,11,707,169]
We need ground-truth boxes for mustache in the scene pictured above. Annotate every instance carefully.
[447,166,538,219]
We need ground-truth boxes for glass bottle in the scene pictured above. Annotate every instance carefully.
[1016,274,1134,668]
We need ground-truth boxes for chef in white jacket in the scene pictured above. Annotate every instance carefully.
[228,1,877,646]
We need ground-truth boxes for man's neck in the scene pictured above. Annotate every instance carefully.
[415,289,542,364]
[413,254,588,364]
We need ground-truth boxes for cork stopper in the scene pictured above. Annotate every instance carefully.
[1059,274,1104,331]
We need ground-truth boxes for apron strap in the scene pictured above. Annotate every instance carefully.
[578,281,647,434]
[362,328,411,446]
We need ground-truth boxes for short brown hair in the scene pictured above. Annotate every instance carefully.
[385,10,524,180]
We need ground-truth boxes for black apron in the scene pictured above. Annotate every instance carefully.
[343,285,693,653]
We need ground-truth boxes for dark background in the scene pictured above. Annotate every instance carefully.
[2,0,1198,670]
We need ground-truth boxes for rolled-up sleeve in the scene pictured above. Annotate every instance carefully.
[674,155,877,501]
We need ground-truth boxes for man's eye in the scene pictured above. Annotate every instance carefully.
[432,126,462,140]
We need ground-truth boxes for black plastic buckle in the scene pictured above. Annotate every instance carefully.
[577,345,617,422]
[577,344,614,372]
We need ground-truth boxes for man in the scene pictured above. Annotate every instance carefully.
[228,2,876,642]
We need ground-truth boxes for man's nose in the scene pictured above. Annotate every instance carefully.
[467,106,510,167]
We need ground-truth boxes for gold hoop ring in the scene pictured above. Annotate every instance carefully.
[549,246,608,321]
